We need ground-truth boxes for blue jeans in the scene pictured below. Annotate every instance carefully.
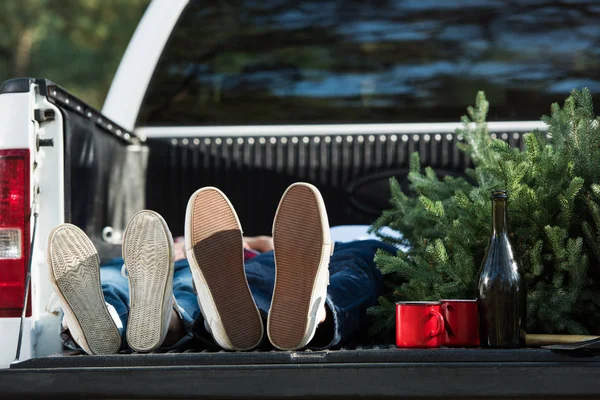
[97,240,395,350]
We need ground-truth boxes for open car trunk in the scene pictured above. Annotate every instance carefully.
[3,80,600,399]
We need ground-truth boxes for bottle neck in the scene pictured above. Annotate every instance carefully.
[492,198,508,235]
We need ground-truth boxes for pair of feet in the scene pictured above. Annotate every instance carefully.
[47,183,333,354]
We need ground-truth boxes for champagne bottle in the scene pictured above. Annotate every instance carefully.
[477,190,526,348]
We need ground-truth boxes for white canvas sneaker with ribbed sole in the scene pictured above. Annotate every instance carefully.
[47,224,122,355]
[185,187,264,351]
[267,182,333,351]
[122,210,175,353]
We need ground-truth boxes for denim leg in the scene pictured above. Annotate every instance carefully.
[98,258,201,335]
[172,259,201,333]
[60,257,203,351]
[103,258,203,350]
[60,258,130,350]
[79,240,394,351]
[321,240,395,348]
[244,251,276,317]
[99,258,131,332]
[168,258,263,350]
[100,258,204,351]
[245,240,396,349]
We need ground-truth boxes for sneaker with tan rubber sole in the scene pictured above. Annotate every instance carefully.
[122,210,175,353]
[185,187,264,351]
[267,182,333,351]
[47,224,122,355]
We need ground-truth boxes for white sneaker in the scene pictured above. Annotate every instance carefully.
[47,224,122,355]
[267,183,333,351]
[185,187,264,351]
[122,210,174,353]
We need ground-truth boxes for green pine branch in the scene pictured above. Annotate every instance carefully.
[369,89,600,338]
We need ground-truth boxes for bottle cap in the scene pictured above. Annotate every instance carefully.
[491,190,508,199]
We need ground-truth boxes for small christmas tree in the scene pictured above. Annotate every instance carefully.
[369,89,600,337]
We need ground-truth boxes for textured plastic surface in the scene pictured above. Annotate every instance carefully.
[11,347,599,368]
[145,133,526,237]
[5,348,600,399]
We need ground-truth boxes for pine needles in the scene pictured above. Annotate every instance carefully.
[369,89,600,337]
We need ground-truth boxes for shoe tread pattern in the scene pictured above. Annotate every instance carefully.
[269,186,325,350]
[189,189,263,350]
[49,225,121,355]
[124,211,172,352]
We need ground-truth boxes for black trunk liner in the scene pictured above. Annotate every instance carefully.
[11,346,599,369]
[5,348,600,399]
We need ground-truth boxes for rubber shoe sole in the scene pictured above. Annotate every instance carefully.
[123,210,174,353]
[268,183,332,351]
[185,187,264,351]
[47,224,122,355]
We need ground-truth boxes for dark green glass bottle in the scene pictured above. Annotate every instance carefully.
[477,190,526,348]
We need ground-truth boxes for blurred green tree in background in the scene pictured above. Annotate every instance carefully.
[0,0,150,108]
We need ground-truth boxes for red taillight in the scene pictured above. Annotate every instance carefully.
[0,149,30,317]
